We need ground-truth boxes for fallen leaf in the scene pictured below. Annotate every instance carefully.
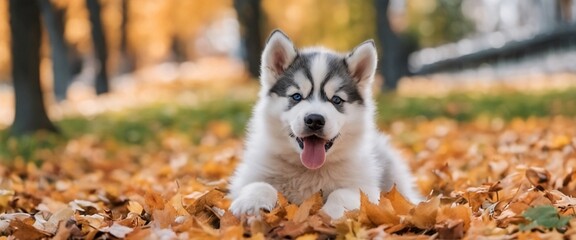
[127,201,144,215]
[382,185,414,215]
[9,219,51,240]
[409,196,440,229]
[293,192,322,223]
[436,204,471,230]
[525,167,551,188]
[359,191,400,227]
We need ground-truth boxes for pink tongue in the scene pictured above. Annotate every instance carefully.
[301,137,326,169]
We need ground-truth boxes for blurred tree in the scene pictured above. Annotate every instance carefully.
[86,0,109,94]
[39,0,72,102]
[118,0,134,74]
[374,0,412,90]
[9,0,57,135]
[234,0,263,78]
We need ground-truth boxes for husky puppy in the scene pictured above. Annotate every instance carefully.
[229,30,421,219]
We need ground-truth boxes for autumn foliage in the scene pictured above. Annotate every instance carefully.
[1,96,576,239]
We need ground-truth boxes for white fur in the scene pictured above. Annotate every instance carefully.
[229,30,422,219]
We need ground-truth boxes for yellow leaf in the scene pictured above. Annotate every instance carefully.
[209,121,233,139]
[277,192,289,208]
[296,233,318,240]
[0,189,14,210]
[285,204,299,221]
[549,135,571,150]
[250,232,265,240]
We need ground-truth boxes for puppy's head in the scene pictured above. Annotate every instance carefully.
[259,30,377,169]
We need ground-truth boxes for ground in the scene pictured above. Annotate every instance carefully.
[0,78,576,239]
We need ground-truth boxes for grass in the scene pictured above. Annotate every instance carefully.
[0,99,253,163]
[376,88,576,122]
[1,87,575,162]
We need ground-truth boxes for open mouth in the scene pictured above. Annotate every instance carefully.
[290,133,339,170]
[295,135,338,151]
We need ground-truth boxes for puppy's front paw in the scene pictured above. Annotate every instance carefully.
[321,201,347,219]
[229,182,278,216]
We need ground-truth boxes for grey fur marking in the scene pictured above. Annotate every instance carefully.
[319,54,364,113]
[268,51,364,113]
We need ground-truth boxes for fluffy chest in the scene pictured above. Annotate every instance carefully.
[268,169,338,204]
[265,157,376,204]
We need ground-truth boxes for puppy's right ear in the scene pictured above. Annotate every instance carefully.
[261,30,297,82]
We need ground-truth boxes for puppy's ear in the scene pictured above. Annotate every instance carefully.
[345,40,378,86]
[261,30,297,83]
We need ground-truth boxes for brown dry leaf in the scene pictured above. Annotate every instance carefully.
[99,222,134,238]
[436,204,471,230]
[220,225,244,239]
[9,219,51,240]
[152,204,179,228]
[436,219,465,240]
[249,217,269,237]
[308,214,336,235]
[525,167,551,188]
[408,196,440,229]
[382,185,414,215]
[42,207,74,234]
[277,193,290,208]
[185,189,226,216]
[169,193,191,216]
[276,221,311,238]
[359,191,400,227]
[127,200,144,215]
[219,210,240,230]
[293,192,323,223]
[52,220,80,240]
[144,191,165,212]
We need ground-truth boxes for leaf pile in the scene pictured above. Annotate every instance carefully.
[1,115,576,239]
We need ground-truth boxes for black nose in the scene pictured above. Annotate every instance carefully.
[304,114,325,131]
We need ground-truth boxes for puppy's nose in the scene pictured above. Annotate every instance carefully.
[304,114,325,131]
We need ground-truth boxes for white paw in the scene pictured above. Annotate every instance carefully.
[320,188,365,219]
[321,201,346,219]
[229,182,278,216]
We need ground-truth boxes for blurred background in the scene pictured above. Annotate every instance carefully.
[1,0,576,135]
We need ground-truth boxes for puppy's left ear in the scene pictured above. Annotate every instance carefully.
[345,40,378,85]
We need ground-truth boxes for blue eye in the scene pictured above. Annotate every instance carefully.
[291,93,303,102]
[331,96,344,105]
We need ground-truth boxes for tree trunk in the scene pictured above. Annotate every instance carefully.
[9,0,57,135]
[86,0,109,94]
[39,0,72,102]
[375,0,403,90]
[118,0,134,74]
[234,0,263,78]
